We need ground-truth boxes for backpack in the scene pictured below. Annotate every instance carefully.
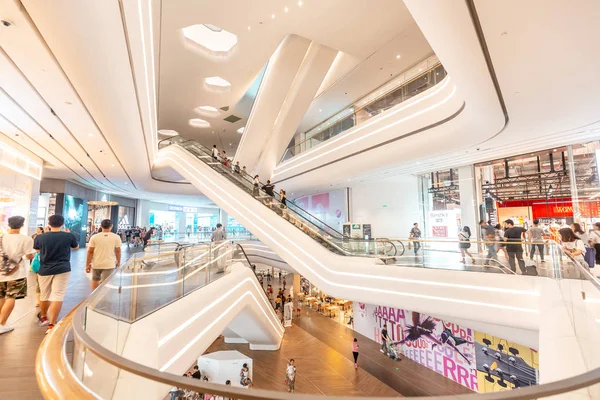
[0,235,20,276]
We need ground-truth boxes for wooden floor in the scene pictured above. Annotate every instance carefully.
[0,245,142,400]
[205,327,401,397]
[258,275,473,398]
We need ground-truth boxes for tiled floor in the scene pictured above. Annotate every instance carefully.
[0,245,141,400]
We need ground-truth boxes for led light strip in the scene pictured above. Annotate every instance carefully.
[138,0,157,161]
[273,83,457,177]
[159,277,283,371]
[274,77,452,173]
[159,275,282,347]
[159,148,539,303]
[106,249,232,289]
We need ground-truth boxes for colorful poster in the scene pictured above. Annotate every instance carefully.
[353,303,540,393]
[354,303,477,391]
[474,331,538,391]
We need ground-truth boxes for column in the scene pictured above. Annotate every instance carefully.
[293,274,301,298]
[567,145,581,222]
[219,209,228,231]
[235,36,337,178]
[458,165,479,249]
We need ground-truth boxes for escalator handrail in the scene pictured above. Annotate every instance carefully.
[167,140,397,257]
[180,140,344,238]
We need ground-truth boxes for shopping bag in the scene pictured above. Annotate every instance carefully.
[585,246,596,268]
[31,252,40,273]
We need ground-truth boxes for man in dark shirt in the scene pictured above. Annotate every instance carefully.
[503,219,528,274]
[380,324,390,355]
[261,180,275,197]
[191,365,201,379]
[34,214,79,332]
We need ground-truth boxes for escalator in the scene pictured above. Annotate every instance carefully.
[156,141,539,333]
[159,138,395,259]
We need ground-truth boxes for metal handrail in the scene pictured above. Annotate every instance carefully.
[38,242,600,399]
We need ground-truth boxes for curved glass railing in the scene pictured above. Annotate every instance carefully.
[280,62,447,162]
[37,240,600,399]
[159,137,397,259]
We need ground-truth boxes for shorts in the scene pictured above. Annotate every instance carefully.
[38,272,70,302]
[92,268,114,282]
[0,278,27,299]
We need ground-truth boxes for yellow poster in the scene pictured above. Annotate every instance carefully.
[474,331,539,392]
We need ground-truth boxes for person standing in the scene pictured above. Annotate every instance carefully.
[408,223,422,255]
[560,227,587,264]
[503,219,528,274]
[528,219,546,263]
[252,175,260,197]
[459,226,476,264]
[352,338,360,368]
[0,216,36,334]
[211,144,219,160]
[285,359,296,393]
[86,219,121,291]
[380,323,390,355]
[191,365,201,379]
[34,214,79,333]
[210,223,227,242]
[261,180,275,206]
[590,222,600,266]
[480,220,497,265]
[234,161,241,174]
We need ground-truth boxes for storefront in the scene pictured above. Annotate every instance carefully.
[475,142,600,232]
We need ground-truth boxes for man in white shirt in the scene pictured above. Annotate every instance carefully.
[86,219,122,290]
[0,216,36,334]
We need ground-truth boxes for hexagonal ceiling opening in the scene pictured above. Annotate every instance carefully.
[189,118,211,128]
[194,105,220,117]
[204,76,232,91]
[182,24,237,57]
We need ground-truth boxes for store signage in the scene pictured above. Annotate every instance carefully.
[168,204,199,213]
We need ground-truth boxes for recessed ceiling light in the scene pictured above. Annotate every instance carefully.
[189,118,211,128]
[418,68,423,72]
[396,55,401,59]
[194,105,220,117]
[319,109,322,112]
[248,26,251,30]
[298,0,303,6]
[124,182,128,185]
[88,133,93,137]
[229,143,232,146]
[204,76,232,90]
[237,127,245,134]
[111,164,115,167]
[272,14,275,19]
[285,6,289,12]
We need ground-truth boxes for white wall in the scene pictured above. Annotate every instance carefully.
[350,174,420,238]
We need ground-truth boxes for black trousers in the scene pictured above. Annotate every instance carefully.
[352,352,359,363]
[507,249,526,273]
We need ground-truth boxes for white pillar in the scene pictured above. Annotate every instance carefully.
[458,165,479,245]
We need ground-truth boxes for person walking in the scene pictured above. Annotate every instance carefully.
[86,219,122,291]
[503,219,528,274]
[352,338,360,368]
[34,214,80,333]
[408,223,422,255]
[210,223,227,242]
[211,144,219,160]
[380,323,390,355]
[31,226,45,306]
[0,216,36,335]
[480,220,497,265]
[528,219,546,263]
[285,359,296,393]
[142,227,155,250]
[459,226,476,264]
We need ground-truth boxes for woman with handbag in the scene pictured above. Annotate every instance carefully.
[459,226,476,264]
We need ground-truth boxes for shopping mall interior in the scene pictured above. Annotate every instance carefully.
[0,0,600,399]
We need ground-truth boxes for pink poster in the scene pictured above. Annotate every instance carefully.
[354,303,478,391]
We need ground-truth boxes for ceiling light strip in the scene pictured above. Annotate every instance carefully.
[161,148,538,301]
[0,141,43,180]
[273,80,456,177]
[274,77,452,172]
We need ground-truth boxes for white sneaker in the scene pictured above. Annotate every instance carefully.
[0,325,14,335]
[380,349,384,353]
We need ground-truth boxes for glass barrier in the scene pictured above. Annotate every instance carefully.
[162,139,396,259]
[38,238,600,400]
[280,63,447,162]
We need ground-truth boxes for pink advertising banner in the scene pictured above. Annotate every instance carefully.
[354,303,478,391]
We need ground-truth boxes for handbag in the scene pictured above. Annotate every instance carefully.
[31,252,40,273]
[584,244,596,268]
[0,235,20,276]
